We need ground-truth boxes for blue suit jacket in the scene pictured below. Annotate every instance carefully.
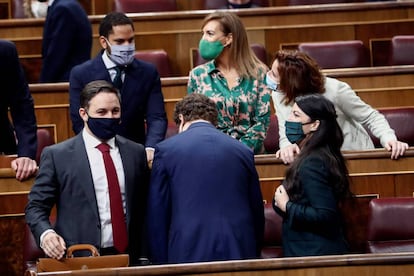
[69,53,167,147]
[0,40,37,158]
[147,122,264,264]
[25,134,150,264]
[40,0,92,82]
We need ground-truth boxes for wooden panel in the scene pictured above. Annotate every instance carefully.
[24,252,414,275]
[1,2,414,80]
[0,2,9,19]
[2,150,414,275]
[255,148,414,203]
[324,65,414,89]
[0,214,25,276]
[26,66,414,144]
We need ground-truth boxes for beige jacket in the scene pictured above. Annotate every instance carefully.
[272,77,397,150]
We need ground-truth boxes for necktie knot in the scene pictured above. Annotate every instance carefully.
[112,66,124,90]
[96,143,110,153]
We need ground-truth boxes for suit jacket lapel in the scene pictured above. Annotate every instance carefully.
[72,134,100,219]
[116,136,134,224]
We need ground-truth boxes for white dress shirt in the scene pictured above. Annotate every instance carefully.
[82,129,126,248]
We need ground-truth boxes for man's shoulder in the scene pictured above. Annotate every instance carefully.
[71,56,100,74]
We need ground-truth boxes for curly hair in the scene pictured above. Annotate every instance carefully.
[173,93,218,126]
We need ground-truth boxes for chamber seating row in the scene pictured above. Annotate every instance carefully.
[27,65,414,144]
[263,106,414,154]
[3,147,414,274]
[4,0,382,19]
[19,197,414,274]
[1,2,413,81]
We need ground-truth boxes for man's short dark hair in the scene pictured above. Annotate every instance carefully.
[173,93,218,126]
[99,12,134,38]
[80,80,121,110]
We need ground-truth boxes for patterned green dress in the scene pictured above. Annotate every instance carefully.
[187,60,271,154]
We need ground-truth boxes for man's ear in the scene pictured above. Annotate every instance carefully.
[79,108,88,122]
[178,114,185,133]
[99,36,108,50]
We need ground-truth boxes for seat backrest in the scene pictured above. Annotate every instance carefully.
[113,0,177,13]
[134,49,173,77]
[298,40,370,69]
[36,129,55,164]
[263,114,279,154]
[389,35,414,66]
[203,0,269,9]
[261,202,283,258]
[366,107,414,148]
[23,223,44,273]
[367,197,414,253]
[250,43,268,66]
[339,194,378,253]
[12,0,25,18]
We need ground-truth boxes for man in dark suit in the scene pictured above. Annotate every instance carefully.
[26,80,150,265]
[39,0,92,82]
[0,39,38,181]
[147,93,264,264]
[69,12,167,164]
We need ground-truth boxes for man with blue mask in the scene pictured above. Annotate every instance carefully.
[69,12,167,165]
[26,80,150,265]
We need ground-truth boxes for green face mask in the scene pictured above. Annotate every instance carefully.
[199,39,224,60]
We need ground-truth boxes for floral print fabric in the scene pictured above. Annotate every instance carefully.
[187,60,271,154]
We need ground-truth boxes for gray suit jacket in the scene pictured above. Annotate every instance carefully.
[25,133,150,264]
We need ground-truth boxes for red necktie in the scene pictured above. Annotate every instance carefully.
[96,143,128,253]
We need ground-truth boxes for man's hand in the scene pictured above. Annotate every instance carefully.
[11,157,38,181]
[41,232,66,260]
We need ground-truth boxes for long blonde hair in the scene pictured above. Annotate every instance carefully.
[202,11,268,79]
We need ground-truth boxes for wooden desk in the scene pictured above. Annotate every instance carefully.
[2,149,414,275]
[28,65,414,143]
[256,148,414,204]
[2,148,414,215]
[28,252,414,275]
[1,2,414,81]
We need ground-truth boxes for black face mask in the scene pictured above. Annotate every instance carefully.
[87,116,121,140]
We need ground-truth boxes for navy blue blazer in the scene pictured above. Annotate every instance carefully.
[147,122,264,264]
[0,40,37,158]
[25,134,150,264]
[69,53,167,148]
[40,0,92,82]
[273,153,349,257]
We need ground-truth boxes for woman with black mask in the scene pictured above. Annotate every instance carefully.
[273,94,352,257]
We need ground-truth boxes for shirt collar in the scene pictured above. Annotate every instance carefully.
[206,60,219,74]
[48,0,55,6]
[82,128,116,150]
[102,51,117,70]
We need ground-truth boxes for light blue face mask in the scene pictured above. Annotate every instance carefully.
[106,39,135,66]
[265,72,279,91]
